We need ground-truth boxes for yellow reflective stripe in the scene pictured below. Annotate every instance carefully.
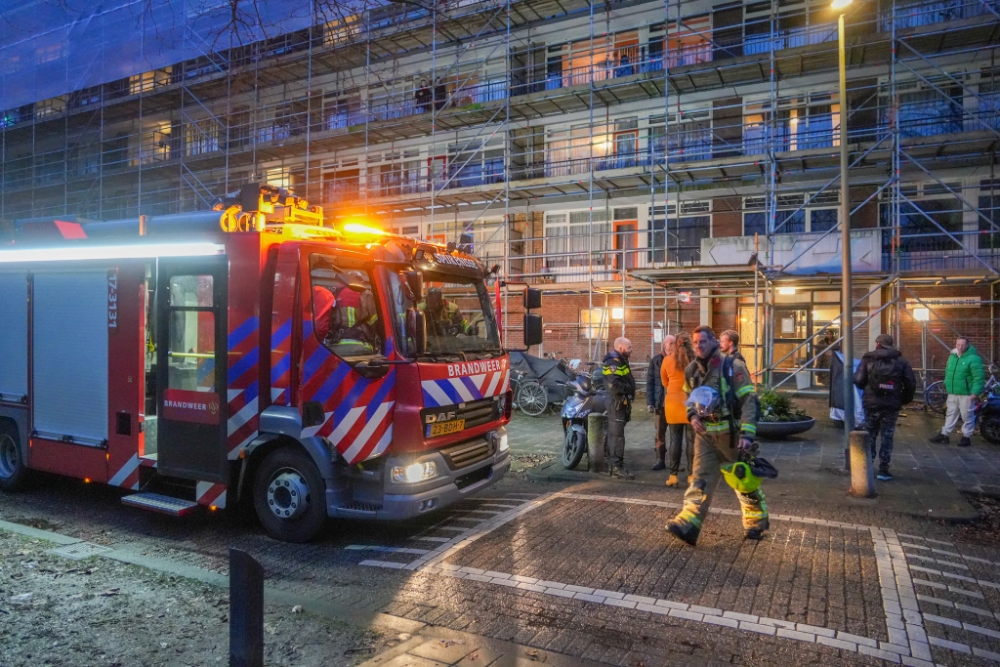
[736,385,755,398]
[682,383,692,393]
[704,421,730,433]
[742,509,767,519]
[678,510,702,528]
[741,423,757,434]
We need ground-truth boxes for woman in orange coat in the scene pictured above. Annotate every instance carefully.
[661,332,695,487]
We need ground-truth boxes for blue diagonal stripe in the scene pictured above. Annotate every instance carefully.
[303,320,314,340]
[311,361,353,405]
[302,346,330,387]
[229,317,259,349]
[197,358,215,385]
[461,375,482,400]
[422,388,440,407]
[244,380,259,405]
[333,376,371,426]
[271,353,291,385]
[228,347,259,385]
[436,379,462,405]
[271,318,292,349]
[366,370,396,420]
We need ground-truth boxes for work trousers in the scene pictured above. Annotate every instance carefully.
[864,408,898,472]
[675,431,768,532]
[654,411,667,454]
[607,401,628,467]
[667,424,694,476]
[942,394,976,438]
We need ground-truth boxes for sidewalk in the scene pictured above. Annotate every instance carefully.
[518,397,987,522]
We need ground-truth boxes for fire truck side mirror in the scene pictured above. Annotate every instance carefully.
[407,308,427,356]
[523,288,542,311]
[405,271,423,302]
[524,314,543,348]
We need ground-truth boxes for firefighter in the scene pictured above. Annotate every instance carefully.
[420,287,470,336]
[666,325,766,545]
[324,269,381,354]
[603,336,637,480]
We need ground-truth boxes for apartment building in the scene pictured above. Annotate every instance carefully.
[2,0,998,387]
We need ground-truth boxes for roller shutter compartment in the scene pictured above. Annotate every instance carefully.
[0,272,28,402]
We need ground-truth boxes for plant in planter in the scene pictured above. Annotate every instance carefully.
[756,389,816,438]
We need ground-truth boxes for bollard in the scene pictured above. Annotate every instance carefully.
[587,413,607,473]
[230,549,264,667]
[848,430,877,498]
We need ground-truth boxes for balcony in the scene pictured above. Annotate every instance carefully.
[701,229,883,275]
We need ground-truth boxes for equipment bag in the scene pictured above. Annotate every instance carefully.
[868,358,900,398]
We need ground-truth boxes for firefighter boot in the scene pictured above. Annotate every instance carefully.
[739,488,769,541]
[666,513,701,546]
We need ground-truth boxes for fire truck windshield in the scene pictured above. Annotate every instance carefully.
[387,271,501,358]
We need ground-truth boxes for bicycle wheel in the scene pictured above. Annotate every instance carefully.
[517,382,548,417]
[924,381,947,415]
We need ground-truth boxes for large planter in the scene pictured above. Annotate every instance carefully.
[756,418,816,440]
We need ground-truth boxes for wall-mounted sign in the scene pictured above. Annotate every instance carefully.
[904,297,980,310]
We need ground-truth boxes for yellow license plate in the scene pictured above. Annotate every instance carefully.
[428,419,465,437]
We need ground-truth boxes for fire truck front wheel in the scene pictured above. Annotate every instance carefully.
[253,447,327,543]
[0,421,27,492]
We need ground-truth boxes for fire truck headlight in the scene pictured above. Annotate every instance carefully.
[498,432,509,453]
[392,461,437,484]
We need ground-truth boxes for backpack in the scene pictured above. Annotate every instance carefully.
[868,357,901,398]
[721,356,741,421]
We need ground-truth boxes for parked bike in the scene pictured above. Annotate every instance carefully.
[560,372,607,469]
[974,364,1000,445]
[512,369,548,417]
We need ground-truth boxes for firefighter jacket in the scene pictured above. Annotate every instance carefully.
[683,347,758,439]
[603,350,637,417]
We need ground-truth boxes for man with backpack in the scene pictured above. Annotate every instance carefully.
[854,334,917,481]
[929,336,984,448]
[665,326,765,546]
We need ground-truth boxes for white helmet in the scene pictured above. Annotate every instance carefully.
[686,386,721,418]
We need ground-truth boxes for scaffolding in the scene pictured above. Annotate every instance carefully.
[2,0,999,388]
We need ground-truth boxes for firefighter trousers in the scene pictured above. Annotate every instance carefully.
[675,430,768,532]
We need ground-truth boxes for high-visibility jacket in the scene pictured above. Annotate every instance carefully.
[683,347,758,438]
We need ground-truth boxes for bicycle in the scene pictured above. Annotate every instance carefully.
[924,364,999,416]
[511,369,548,417]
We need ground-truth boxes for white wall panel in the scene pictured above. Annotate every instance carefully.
[33,271,108,442]
[0,272,28,400]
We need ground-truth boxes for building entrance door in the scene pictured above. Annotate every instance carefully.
[773,307,812,389]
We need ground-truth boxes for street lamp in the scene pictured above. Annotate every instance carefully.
[835,0,855,469]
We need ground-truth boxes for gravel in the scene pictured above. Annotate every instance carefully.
[0,530,381,667]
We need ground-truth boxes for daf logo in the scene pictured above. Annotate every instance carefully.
[424,411,457,424]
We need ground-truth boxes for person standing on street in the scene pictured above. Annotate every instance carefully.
[930,336,984,448]
[647,335,674,471]
[720,329,745,363]
[853,334,917,481]
[661,332,695,487]
[666,326,765,545]
[604,337,637,480]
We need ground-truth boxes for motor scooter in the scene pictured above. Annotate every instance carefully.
[560,372,607,469]
[975,364,1000,444]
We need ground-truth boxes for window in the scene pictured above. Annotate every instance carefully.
[544,211,611,268]
[580,308,609,340]
[309,255,383,358]
[882,198,963,253]
[897,87,963,138]
[743,196,837,234]
[649,204,710,264]
[167,276,216,392]
[186,118,220,156]
[979,180,1000,250]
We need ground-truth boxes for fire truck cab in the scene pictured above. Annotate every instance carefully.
[0,184,542,542]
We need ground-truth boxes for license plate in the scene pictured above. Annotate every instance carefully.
[428,419,465,437]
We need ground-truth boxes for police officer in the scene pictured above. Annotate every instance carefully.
[666,325,766,545]
[603,337,637,480]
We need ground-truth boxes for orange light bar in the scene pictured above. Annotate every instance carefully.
[343,222,386,237]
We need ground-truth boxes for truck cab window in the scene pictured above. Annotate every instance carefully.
[309,255,383,358]
[166,275,216,391]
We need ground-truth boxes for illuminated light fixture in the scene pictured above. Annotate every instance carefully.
[914,308,930,322]
[343,222,386,236]
[831,0,852,8]
[612,307,625,320]
[678,291,692,303]
[778,287,796,295]
[0,242,225,264]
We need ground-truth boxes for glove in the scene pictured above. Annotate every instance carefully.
[738,436,754,454]
[647,405,655,414]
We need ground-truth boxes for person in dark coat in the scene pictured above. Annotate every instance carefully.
[647,335,674,470]
[603,337,637,480]
[854,334,917,481]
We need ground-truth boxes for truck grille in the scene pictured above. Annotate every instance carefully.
[439,437,497,471]
[421,396,500,438]
[455,465,491,490]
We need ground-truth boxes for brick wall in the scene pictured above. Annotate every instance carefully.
[893,285,994,375]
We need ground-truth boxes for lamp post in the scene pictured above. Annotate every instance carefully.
[834,0,854,468]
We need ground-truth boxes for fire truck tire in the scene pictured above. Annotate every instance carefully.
[0,422,27,492]
[253,447,327,543]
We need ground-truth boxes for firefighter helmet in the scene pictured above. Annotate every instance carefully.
[686,386,721,418]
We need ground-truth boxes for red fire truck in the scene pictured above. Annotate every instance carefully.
[0,184,542,542]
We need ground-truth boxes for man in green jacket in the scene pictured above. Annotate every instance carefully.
[929,336,984,448]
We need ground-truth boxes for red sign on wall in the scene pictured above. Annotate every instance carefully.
[163,389,221,425]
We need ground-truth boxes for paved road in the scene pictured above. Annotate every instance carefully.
[3,405,1000,666]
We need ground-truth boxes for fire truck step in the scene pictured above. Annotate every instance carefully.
[122,492,200,517]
